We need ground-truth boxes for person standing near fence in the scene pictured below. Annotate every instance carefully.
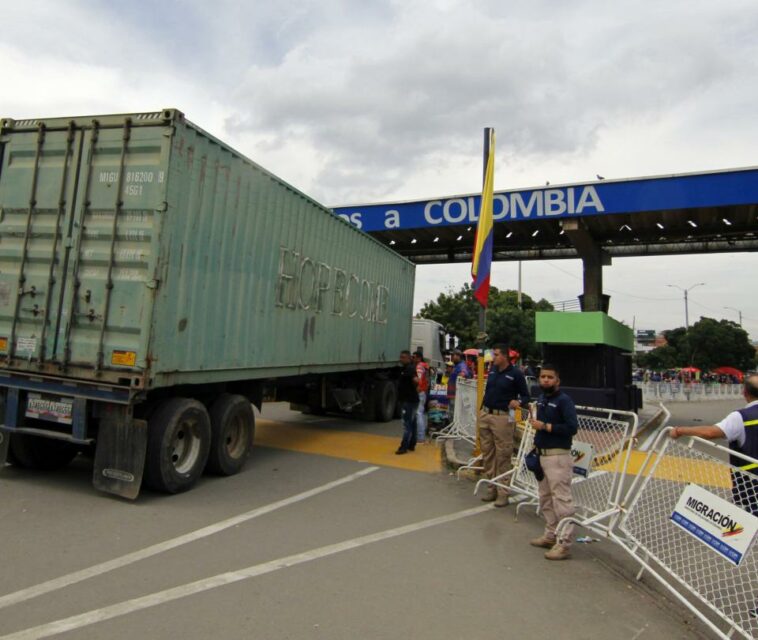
[479,343,529,508]
[413,351,430,443]
[529,364,579,560]
[670,373,758,516]
[395,350,419,455]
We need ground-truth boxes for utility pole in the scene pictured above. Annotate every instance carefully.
[724,306,743,326]
[517,260,522,309]
[666,282,705,331]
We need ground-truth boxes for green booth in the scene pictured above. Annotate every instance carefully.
[536,312,641,411]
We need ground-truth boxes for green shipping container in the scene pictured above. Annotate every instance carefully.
[0,109,415,388]
[0,109,415,497]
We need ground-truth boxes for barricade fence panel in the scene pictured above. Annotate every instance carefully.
[434,378,478,443]
[570,406,638,518]
[616,429,758,640]
[479,405,639,527]
[642,382,743,403]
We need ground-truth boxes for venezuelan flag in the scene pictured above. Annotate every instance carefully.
[471,129,495,307]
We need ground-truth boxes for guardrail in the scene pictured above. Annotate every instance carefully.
[641,381,743,402]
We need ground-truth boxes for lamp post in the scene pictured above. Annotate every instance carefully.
[724,306,743,326]
[666,282,705,331]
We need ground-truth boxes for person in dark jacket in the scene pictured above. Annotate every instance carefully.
[479,344,530,507]
[528,364,578,560]
[396,350,419,455]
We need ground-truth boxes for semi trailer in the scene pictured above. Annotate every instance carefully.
[0,108,415,498]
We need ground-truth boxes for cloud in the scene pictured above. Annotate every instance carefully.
[222,0,758,202]
[1,0,757,339]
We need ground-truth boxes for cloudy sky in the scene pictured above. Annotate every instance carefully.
[2,0,757,338]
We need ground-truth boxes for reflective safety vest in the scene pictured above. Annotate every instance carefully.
[731,404,758,474]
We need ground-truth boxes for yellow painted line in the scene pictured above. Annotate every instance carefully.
[599,450,732,489]
[255,419,442,473]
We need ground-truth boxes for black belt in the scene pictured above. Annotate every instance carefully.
[482,406,510,415]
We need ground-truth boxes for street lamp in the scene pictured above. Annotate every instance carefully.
[724,306,743,326]
[666,282,705,330]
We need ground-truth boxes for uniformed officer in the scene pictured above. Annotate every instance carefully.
[528,364,578,560]
[479,343,529,507]
[670,373,758,516]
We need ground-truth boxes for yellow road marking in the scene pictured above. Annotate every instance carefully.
[255,420,442,473]
[599,450,732,489]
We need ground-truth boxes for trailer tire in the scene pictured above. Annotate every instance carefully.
[8,434,78,470]
[143,398,211,494]
[374,380,397,423]
[206,394,254,476]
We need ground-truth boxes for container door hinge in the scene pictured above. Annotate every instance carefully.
[145,279,160,290]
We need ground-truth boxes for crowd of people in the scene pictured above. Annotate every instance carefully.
[635,369,743,384]
[394,345,758,568]
[395,344,579,560]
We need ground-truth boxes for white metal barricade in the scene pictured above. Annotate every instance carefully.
[455,408,530,479]
[607,429,758,640]
[434,379,478,444]
[475,405,639,534]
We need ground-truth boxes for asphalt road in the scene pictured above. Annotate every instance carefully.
[0,402,718,640]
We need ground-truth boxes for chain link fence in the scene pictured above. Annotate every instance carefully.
[433,378,478,444]
[610,429,758,640]
[475,405,639,533]
[642,382,743,403]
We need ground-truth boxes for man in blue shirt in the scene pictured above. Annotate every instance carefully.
[529,364,579,560]
[479,343,529,507]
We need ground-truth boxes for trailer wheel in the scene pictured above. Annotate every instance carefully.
[374,380,397,423]
[8,434,78,470]
[143,398,211,493]
[206,394,254,476]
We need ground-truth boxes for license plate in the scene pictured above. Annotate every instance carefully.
[25,393,74,425]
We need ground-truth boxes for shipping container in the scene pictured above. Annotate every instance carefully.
[0,109,415,497]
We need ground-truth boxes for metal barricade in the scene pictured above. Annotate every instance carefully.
[456,407,530,479]
[434,378,478,444]
[608,429,758,640]
[476,405,639,533]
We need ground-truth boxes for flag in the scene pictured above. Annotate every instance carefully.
[471,129,495,307]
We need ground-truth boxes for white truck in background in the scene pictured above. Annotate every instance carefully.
[411,318,446,371]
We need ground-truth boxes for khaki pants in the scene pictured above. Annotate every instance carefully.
[538,453,576,547]
[479,412,514,497]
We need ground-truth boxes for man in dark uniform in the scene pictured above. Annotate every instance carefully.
[479,343,529,507]
[396,350,419,455]
[529,364,578,560]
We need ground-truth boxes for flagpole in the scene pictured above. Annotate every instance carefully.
[478,127,492,340]
[475,127,493,455]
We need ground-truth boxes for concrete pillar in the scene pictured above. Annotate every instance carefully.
[562,219,611,312]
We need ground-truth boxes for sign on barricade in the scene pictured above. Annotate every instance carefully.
[610,429,758,640]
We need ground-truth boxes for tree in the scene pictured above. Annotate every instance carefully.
[418,283,553,359]
[637,317,756,371]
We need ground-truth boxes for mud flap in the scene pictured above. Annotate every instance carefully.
[0,429,9,468]
[93,416,147,500]
[0,396,8,467]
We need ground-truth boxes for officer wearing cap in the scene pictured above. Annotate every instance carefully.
[670,373,758,516]
[478,343,529,507]
[528,364,578,560]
